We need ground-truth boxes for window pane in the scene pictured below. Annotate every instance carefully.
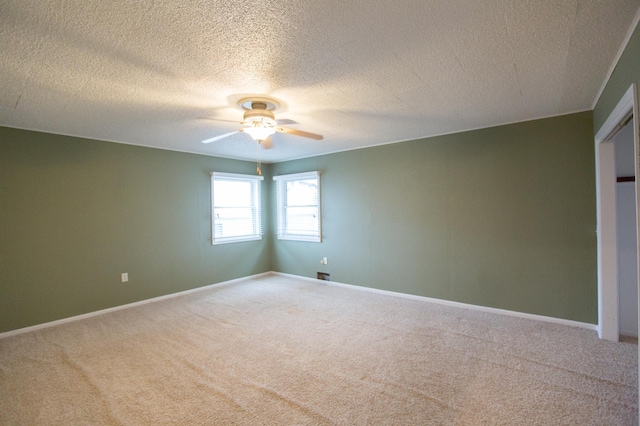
[214,180,252,207]
[286,179,318,206]
[275,171,321,242]
[214,207,254,238]
[284,206,318,235]
[211,173,262,245]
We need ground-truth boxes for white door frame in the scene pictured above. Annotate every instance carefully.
[595,83,639,341]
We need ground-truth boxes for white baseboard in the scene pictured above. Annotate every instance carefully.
[271,272,598,331]
[2,271,597,339]
[0,272,272,339]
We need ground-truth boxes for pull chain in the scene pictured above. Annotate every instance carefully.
[256,141,262,176]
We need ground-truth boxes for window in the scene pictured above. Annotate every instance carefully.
[211,172,263,245]
[274,171,321,242]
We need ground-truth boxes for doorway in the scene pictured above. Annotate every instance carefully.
[595,83,639,342]
[615,121,638,339]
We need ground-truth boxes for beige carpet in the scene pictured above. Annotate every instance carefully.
[1,274,637,425]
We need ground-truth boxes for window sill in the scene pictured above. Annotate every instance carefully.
[212,236,263,245]
[277,234,321,243]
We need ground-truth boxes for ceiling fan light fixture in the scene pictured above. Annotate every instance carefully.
[201,95,323,148]
[243,125,276,142]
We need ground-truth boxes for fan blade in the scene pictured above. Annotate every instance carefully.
[275,126,323,140]
[275,118,297,125]
[202,131,240,144]
[261,136,274,150]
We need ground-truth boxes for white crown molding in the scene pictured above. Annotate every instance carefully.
[592,7,640,110]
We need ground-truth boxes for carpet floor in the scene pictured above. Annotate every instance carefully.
[1,274,637,425]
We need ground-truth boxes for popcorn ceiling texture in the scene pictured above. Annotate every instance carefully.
[0,0,638,162]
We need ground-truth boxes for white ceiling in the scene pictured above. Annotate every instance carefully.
[1,1,639,163]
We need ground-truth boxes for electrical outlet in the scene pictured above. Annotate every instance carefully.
[121,273,128,283]
[321,257,328,265]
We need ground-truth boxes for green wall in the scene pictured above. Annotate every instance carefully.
[0,127,272,332]
[593,21,640,130]
[272,112,597,323]
[0,111,599,331]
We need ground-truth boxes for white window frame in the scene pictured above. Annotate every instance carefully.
[210,172,263,245]
[274,171,322,242]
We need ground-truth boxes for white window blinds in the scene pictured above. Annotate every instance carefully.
[274,171,321,242]
[211,172,263,245]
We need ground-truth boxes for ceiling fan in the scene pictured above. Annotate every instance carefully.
[201,96,323,150]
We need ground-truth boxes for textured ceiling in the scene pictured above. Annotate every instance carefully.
[1,0,639,162]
